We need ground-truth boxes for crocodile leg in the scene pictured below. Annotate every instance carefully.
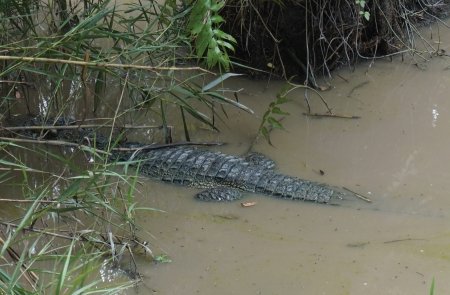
[195,187,243,202]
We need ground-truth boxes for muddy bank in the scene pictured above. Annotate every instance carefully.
[223,0,450,80]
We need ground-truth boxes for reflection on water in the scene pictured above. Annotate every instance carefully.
[432,104,439,127]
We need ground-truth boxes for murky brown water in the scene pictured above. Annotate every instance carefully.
[129,35,450,294]
[2,19,450,295]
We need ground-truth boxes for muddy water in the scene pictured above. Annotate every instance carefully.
[2,26,450,295]
[130,48,450,293]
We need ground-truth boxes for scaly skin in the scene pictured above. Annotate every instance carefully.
[116,146,346,203]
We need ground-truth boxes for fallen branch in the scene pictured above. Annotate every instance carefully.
[303,113,361,119]
[343,187,372,203]
[347,80,370,97]
[285,81,333,114]
[383,238,426,244]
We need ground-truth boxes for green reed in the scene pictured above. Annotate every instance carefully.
[0,1,246,292]
[0,0,245,138]
[0,140,152,294]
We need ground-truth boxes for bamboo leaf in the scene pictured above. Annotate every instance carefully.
[261,126,272,145]
[56,239,76,294]
[217,40,235,52]
[210,0,225,11]
[202,73,243,91]
[268,116,284,129]
[211,15,224,23]
[204,91,254,114]
[271,106,290,115]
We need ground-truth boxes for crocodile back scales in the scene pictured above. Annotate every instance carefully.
[121,146,342,203]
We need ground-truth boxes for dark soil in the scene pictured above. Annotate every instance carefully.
[222,0,450,82]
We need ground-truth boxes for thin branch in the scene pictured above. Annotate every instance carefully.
[0,137,110,154]
[0,221,149,252]
[0,198,64,204]
[0,80,34,86]
[303,113,360,119]
[1,124,167,132]
[0,55,214,74]
[286,81,333,113]
[112,141,224,152]
[343,187,372,203]
[0,167,55,174]
[0,136,224,152]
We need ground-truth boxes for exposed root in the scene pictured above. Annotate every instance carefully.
[222,0,450,80]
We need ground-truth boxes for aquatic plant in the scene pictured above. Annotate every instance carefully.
[0,0,253,291]
[0,0,246,140]
[0,139,154,293]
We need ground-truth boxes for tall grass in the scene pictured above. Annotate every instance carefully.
[0,0,248,138]
[0,0,248,293]
[0,140,151,294]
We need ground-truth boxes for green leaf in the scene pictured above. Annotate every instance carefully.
[202,73,244,91]
[188,0,208,31]
[217,40,235,52]
[190,22,205,35]
[154,254,172,264]
[271,106,289,115]
[211,15,224,24]
[268,117,284,129]
[213,29,237,43]
[204,91,254,114]
[261,126,272,145]
[210,0,225,11]
[206,45,219,68]
[187,0,234,70]
[196,25,213,57]
[429,277,435,295]
[172,85,197,98]
[276,95,290,104]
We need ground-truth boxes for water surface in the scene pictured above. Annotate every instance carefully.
[131,34,450,294]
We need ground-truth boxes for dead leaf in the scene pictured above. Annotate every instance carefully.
[241,201,257,207]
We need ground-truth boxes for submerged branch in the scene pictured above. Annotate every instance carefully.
[0,136,223,152]
[303,113,361,119]
[0,136,110,154]
[0,221,152,256]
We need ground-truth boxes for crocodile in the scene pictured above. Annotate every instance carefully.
[114,145,351,204]
[2,115,353,204]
